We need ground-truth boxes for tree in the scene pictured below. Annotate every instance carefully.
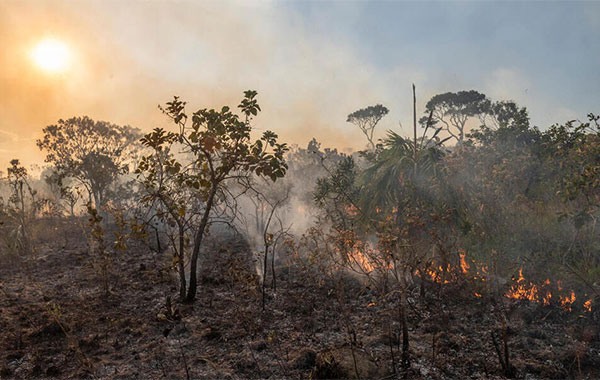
[36,116,142,209]
[347,104,389,151]
[42,167,80,217]
[548,114,600,226]
[314,155,360,231]
[242,177,291,309]
[6,159,38,253]
[420,90,490,143]
[482,100,529,130]
[138,90,288,302]
[137,143,205,299]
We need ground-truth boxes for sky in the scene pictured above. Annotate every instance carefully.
[1,0,599,168]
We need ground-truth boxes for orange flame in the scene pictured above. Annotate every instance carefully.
[345,205,358,216]
[459,252,470,274]
[560,290,576,312]
[348,249,375,272]
[505,269,539,302]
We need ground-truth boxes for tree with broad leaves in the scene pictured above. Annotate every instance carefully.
[347,104,389,151]
[36,116,142,210]
[138,90,289,302]
[136,142,205,299]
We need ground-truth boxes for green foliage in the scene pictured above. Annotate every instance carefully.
[358,131,444,220]
[317,94,599,306]
[549,114,600,207]
[138,90,289,302]
[421,90,489,142]
[314,156,360,230]
[421,90,529,143]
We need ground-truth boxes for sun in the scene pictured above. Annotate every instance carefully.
[31,38,71,73]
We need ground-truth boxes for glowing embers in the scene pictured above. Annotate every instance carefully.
[344,204,359,216]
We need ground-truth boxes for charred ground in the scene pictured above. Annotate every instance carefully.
[1,222,598,380]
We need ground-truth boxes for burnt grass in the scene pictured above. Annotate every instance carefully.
[1,231,599,379]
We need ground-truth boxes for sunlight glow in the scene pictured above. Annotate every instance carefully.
[31,38,71,73]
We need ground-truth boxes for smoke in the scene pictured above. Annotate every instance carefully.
[0,1,392,167]
[0,0,591,171]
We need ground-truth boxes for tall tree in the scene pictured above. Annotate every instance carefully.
[420,90,489,143]
[36,116,142,209]
[347,104,389,151]
[138,90,288,302]
[480,100,529,130]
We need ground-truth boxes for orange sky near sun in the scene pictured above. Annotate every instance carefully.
[0,1,424,173]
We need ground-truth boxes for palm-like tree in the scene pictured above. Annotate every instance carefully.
[359,122,447,220]
[357,103,448,373]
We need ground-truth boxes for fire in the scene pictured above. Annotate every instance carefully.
[348,249,375,272]
[542,279,551,306]
[345,205,358,216]
[459,252,470,274]
[505,269,539,302]
[420,265,453,284]
[503,273,590,313]
[334,238,592,314]
[560,290,576,312]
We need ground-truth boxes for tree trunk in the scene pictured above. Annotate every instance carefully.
[178,224,186,300]
[400,290,410,370]
[271,243,276,291]
[262,244,269,310]
[18,183,29,253]
[185,184,218,303]
[155,227,162,253]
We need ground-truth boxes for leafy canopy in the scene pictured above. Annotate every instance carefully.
[347,104,389,150]
[36,116,141,206]
[139,90,288,191]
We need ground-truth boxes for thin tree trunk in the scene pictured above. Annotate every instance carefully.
[178,224,186,300]
[400,290,410,371]
[185,184,218,303]
[18,183,29,252]
[155,227,162,253]
[262,244,269,310]
[271,244,276,291]
[413,83,417,164]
